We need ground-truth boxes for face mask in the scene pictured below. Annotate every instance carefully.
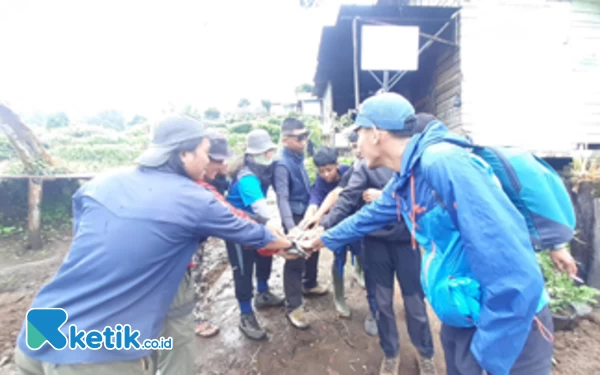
[253,154,274,166]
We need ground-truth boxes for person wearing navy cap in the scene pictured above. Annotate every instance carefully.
[307,93,554,375]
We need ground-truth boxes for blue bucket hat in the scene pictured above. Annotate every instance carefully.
[352,92,416,135]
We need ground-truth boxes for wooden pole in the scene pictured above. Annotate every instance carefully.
[27,177,43,250]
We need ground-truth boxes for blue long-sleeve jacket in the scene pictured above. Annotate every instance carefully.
[321,122,548,375]
[17,167,275,365]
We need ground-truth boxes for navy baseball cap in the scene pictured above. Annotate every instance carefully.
[352,93,416,134]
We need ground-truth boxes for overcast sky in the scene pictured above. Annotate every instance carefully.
[0,0,376,119]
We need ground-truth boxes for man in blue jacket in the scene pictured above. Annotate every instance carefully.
[308,93,554,375]
[14,115,295,375]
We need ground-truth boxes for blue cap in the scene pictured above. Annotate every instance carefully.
[353,93,416,133]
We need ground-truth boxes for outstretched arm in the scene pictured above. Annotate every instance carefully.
[317,178,399,250]
[196,195,290,250]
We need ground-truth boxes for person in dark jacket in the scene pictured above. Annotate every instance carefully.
[225,129,286,340]
[320,157,436,375]
[274,118,328,329]
[14,115,296,375]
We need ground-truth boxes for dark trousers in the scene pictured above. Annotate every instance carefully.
[365,237,434,359]
[333,241,377,316]
[225,240,273,303]
[284,215,320,311]
[441,306,554,375]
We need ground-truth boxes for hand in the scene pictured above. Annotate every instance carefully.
[305,226,325,251]
[288,226,304,241]
[550,248,578,277]
[363,188,382,203]
[276,248,300,260]
[299,214,321,230]
[266,219,285,238]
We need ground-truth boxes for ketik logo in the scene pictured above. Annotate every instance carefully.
[26,308,69,350]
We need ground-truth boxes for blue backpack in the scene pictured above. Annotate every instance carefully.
[450,141,576,251]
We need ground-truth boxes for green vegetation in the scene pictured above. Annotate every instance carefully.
[46,112,70,129]
[0,110,329,230]
[0,136,15,161]
[537,250,600,314]
[238,98,251,108]
[204,107,221,120]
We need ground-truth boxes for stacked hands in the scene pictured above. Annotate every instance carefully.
[262,218,325,261]
[267,188,384,260]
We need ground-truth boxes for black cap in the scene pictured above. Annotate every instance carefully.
[347,131,358,143]
[208,132,233,161]
[414,113,438,134]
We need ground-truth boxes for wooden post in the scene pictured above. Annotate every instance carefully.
[27,177,43,250]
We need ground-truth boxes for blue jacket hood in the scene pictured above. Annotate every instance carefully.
[398,121,469,187]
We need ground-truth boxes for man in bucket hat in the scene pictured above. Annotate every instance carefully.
[14,114,296,375]
[225,129,286,340]
[307,93,554,375]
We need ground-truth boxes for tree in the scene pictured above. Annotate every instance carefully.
[127,114,148,127]
[295,83,314,94]
[0,104,55,170]
[23,110,47,127]
[299,0,324,8]
[87,109,126,131]
[182,105,202,121]
[204,107,221,120]
[238,98,251,108]
[261,100,272,113]
[0,104,59,249]
[46,112,70,129]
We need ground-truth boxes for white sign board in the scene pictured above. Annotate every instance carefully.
[361,25,419,71]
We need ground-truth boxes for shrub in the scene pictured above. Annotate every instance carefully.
[229,122,253,134]
[256,123,281,144]
[0,136,15,161]
[537,250,600,314]
[228,134,247,156]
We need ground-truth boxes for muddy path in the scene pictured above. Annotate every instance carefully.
[0,230,599,374]
[193,245,445,375]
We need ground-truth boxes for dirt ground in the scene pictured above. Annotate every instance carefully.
[0,230,599,375]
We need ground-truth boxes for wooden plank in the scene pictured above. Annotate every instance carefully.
[434,72,462,98]
[435,58,461,84]
[436,99,460,116]
[434,85,461,105]
[435,50,461,75]
[28,178,43,250]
